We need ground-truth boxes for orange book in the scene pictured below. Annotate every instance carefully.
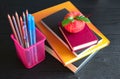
[32,1,110,65]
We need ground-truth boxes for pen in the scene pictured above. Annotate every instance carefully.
[28,14,36,46]
[31,15,38,62]
[28,14,38,62]
[31,14,36,45]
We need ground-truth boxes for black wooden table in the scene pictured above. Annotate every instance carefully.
[0,0,120,79]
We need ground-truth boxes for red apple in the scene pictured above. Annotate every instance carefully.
[62,11,86,33]
[64,20,85,33]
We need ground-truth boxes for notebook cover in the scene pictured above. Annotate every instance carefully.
[41,9,70,50]
[32,1,110,65]
[59,23,98,51]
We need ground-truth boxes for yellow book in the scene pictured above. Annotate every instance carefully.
[32,1,110,65]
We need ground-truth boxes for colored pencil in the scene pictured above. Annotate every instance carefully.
[8,14,19,42]
[23,12,30,48]
[12,15,23,46]
[15,12,25,47]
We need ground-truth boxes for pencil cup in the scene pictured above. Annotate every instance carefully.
[11,28,46,68]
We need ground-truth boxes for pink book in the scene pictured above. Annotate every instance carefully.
[59,24,98,52]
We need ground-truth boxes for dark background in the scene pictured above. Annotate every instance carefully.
[0,0,120,79]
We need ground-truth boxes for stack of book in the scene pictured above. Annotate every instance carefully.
[33,1,110,73]
[41,8,99,56]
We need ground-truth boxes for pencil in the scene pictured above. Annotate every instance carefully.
[20,16,24,35]
[26,10,28,15]
[26,10,28,27]
[8,14,19,42]
[20,16,25,47]
[23,12,30,48]
[15,12,25,47]
[12,15,23,47]
[20,16,28,48]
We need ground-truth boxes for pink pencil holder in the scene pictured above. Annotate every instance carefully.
[11,28,46,68]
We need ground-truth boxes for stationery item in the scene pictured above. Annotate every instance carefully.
[28,14,36,46]
[8,14,19,42]
[33,1,110,66]
[25,10,29,29]
[31,15,36,45]
[16,12,26,47]
[11,28,46,68]
[28,14,38,62]
[30,15,37,63]
[59,23,98,51]
[20,16,24,42]
[9,10,46,68]
[15,12,24,47]
[23,12,30,48]
[12,15,24,47]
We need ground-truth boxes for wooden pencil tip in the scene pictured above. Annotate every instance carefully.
[20,16,22,20]
[26,9,28,14]
[23,12,26,17]
[15,12,18,15]
[23,12,25,15]
[8,14,12,20]
[12,15,15,18]
[8,14,10,17]
[26,9,28,12]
